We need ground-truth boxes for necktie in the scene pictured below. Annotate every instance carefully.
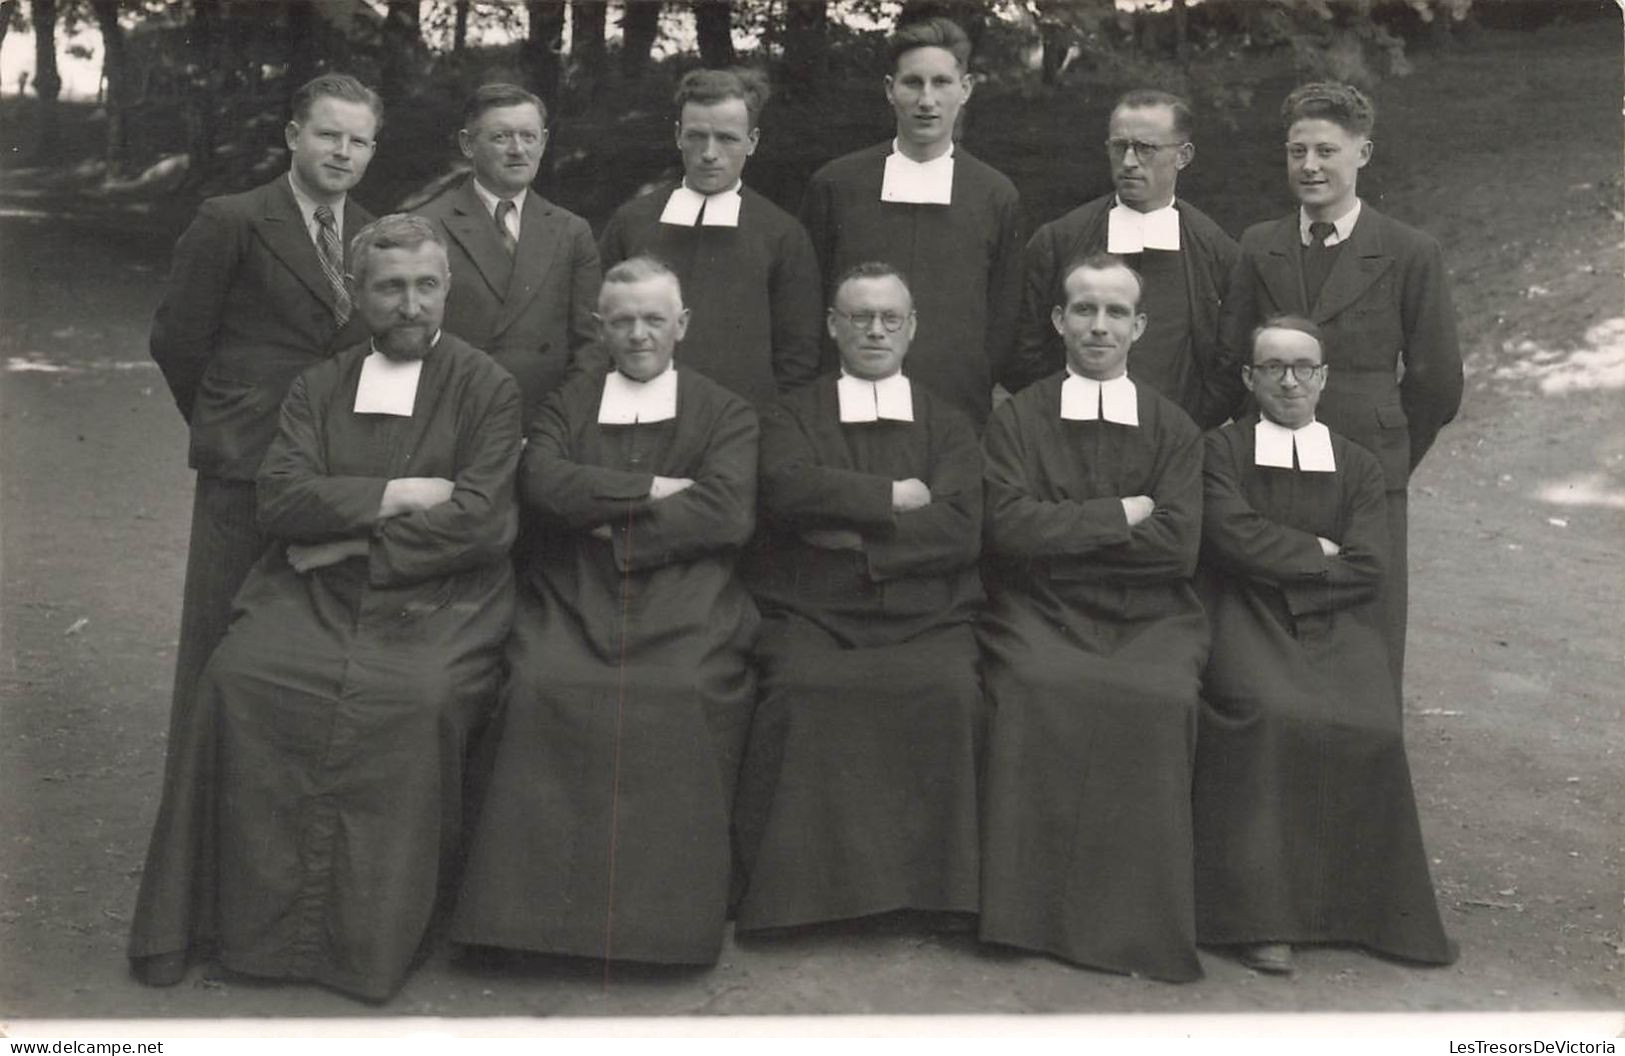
[1303,220,1337,308]
[495,199,517,255]
[313,205,351,326]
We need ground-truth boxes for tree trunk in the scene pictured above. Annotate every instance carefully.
[30,0,61,158]
[781,0,827,91]
[691,0,733,67]
[620,0,660,83]
[570,0,607,105]
[0,1,18,58]
[1172,0,1189,65]
[453,0,470,50]
[525,1,565,113]
[182,0,219,188]
[381,0,421,102]
[90,0,133,177]
[284,0,317,92]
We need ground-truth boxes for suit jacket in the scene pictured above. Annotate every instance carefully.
[417,177,602,421]
[1207,204,1463,487]
[150,175,375,482]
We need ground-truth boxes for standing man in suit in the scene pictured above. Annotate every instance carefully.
[1012,89,1237,419]
[145,73,380,834]
[418,83,601,423]
[1206,82,1462,690]
[798,16,1022,427]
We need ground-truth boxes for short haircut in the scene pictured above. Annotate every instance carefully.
[887,16,971,73]
[462,82,547,131]
[1250,314,1325,360]
[601,254,684,305]
[1281,81,1375,137]
[348,214,445,284]
[1059,251,1145,306]
[1112,88,1193,140]
[833,260,911,302]
[290,73,383,131]
[675,67,771,130]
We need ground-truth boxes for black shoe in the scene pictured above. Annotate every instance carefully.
[132,951,189,987]
[1237,942,1293,975]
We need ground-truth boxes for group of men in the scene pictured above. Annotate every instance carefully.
[128,14,1462,1002]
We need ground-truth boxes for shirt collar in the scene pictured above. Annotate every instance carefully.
[1299,197,1361,247]
[286,171,344,242]
[598,364,679,424]
[881,140,956,205]
[1107,195,1181,253]
[836,369,914,423]
[1254,416,1337,472]
[1060,367,1138,426]
[659,180,744,227]
[470,177,526,223]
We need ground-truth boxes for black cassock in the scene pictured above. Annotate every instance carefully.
[977,371,1208,982]
[452,368,759,965]
[734,373,985,930]
[1193,416,1454,964]
[128,335,521,1000]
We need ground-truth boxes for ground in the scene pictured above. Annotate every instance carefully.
[0,18,1620,1028]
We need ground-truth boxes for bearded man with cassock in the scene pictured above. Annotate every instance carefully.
[733,261,984,933]
[452,256,759,966]
[977,252,1208,983]
[1194,315,1454,976]
[128,214,522,1000]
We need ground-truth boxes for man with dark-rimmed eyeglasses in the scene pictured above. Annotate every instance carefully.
[1011,89,1237,419]
[734,260,985,935]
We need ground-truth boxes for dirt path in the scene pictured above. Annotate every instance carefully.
[1,25,1621,1025]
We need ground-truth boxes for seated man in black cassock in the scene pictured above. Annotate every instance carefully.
[978,252,1208,983]
[734,262,984,933]
[452,255,760,967]
[1194,315,1455,975]
[128,214,522,1000]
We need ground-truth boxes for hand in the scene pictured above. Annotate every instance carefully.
[1317,536,1342,557]
[649,476,695,501]
[800,528,864,551]
[380,477,456,517]
[1121,495,1155,527]
[286,538,367,574]
[589,524,614,540]
[891,478,931,513]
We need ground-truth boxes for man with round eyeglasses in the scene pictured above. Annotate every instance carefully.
[734,262,984,934]
[1193,314,1455,976]
[1012,89,1237,419]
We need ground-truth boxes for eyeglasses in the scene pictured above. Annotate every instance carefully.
[1105,138,1184,160]
[1246,361,1327,383]
[832,309,911,333]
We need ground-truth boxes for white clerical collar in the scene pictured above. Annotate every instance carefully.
[1255,417,1336,472]
[286,171,344,247]
[470,177,526,225]
[659,180,744,227]
[836,370,914,423]
[598,365,678,424]
[881,139,955,205]
[1107,196,1181,253]
[355,333,440,416]
[1060,368,1138,426]
[1299,198,1361,247]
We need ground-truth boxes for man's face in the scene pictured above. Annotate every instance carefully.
[285,96,378,202]
[1244,326,1326,430]
[1052,264,1146,381]
[676,98,758,195]
[885,45,971,158]
[1107,104,1191,212]
[459,102,548,198]
[828,274,915,381]
[1286,117,1371,220]
[355,242,449,362]
[597,275,689,382]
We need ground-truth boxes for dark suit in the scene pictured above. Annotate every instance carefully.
[417,177,602,421]
[145,175,375,886]
[1208,203,1464,688]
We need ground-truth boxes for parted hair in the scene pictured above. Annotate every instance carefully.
[675,67,772,129]
[834,260,911,297]
[1059,251,1145,305]
[1282,82,1375,137]
[1113,88,1193,140]
[291,73,382,130]
[602,254,684,303]
[1250,314,1325,359]
[348,214,446,284]
[462,82,548,130]
[887,16,972,72]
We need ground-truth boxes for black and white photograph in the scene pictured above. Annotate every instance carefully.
[0,0,1620,1040]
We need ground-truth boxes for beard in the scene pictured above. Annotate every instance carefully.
[374,323,435,362]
